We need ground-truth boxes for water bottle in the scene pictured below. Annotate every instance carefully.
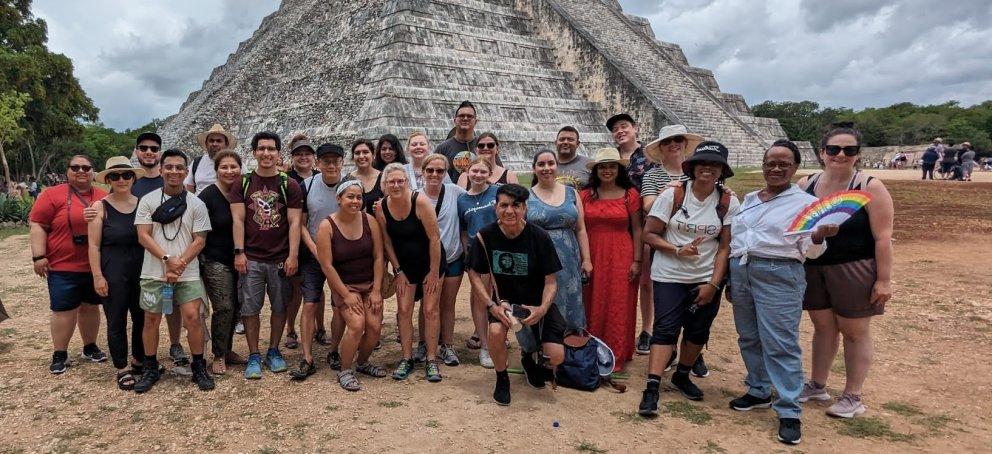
[161,283,174,315]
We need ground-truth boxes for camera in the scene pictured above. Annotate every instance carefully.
[72,235,88,245]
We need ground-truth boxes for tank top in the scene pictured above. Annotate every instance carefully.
[362,173,384,215]
[328,214,374,284]
[804,172,876,266]
[100,199,144,273]
[382,191,444,283]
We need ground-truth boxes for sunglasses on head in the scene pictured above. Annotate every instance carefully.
[660,136,686,146]
[107,172,135,182]
[69,165,93,172]
[477,142,497,150]
[137,145,160,152]
[824,145,861,157]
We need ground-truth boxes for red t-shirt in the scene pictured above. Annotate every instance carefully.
[28,184,108,272]
[229,173,303,263]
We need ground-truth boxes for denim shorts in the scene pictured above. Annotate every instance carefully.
[47,271,101,312]
[299,255,326,304]
[443,258,465,277]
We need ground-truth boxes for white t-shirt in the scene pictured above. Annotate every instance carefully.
[183,153,216,194]
[648,182,740,283]
[135,188,212,281]
[426,183,467,263]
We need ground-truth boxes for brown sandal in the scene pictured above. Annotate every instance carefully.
[116,370,136,391]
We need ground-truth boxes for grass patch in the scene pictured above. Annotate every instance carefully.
[0,328,15,338]
[62,427,94,440]
[915,414,952,433]
[882,401,924,417]
[324,405,339,413]
[0,226,29,240]
[662,401,712,425]
[704,441,727,453]
[424,420,441,428]
[837,416,913,442]
[575,440,607,453]
[322,432,340,441]
[378,400,404,408]
[719,388,739,399]
[258,448,278,454]
[609,410,645,424]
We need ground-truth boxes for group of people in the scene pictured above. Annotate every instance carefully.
[920,137,978,181]
[28,101,894,445]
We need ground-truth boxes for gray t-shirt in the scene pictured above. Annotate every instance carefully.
[135,189,212,282]
[435,137,477,181]
[960,150,976,164]
[425,183,467,263]
[302,175,341,240]
[555,154,591,189]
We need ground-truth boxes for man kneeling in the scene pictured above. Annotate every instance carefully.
[467,184,565,405]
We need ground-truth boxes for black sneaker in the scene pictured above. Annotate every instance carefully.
[638,388,660,417]
[778,418,802,445]
[729,393,772,411]
[50,352,69,375]
[670,371,704,401]
[191,358,215,391]
[326,350,341,371]
[520,352,546,389]
[290,360,317,381]
[664,350,678,372]
[635,332,650,355]
[169,344,189,366]
[493,372,511,406]
[134,362,162,394]
[81,344,108,363]
[691,353,709,378]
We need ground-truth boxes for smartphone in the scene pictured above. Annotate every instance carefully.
[510,304,531,319]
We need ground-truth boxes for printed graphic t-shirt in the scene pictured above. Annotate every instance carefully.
[555,155,591,189]
[468,223,562,307]
[229,173,304,263]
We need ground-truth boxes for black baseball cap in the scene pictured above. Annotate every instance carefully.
[606,113,636,131]
[315,143,345,159]
[135,132,162,147]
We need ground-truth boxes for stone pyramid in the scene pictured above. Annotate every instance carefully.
[158,0,789,168]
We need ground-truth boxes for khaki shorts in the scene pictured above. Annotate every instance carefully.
[803,259,884,318]
[330,282,374,309]
[140,279,206,314]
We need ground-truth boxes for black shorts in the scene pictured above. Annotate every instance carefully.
[48,271,101,312]
[650,281,721,346]
[299,255,325,304]
[489,303,566,345]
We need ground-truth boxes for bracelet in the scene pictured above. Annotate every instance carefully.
[705,282,720,290]
[633,259,642,263]
[32,255,46,262]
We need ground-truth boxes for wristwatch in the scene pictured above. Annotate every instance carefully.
[32,255,46,262]
[161,254,171,262]
[233,248,244,255]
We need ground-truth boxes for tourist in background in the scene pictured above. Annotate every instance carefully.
[372,133,407,171]
[88,157,144,389]
[959,142,976,181]
[348,139,384,215]
[554,126,591,189]
[456,132,517,188]
[186,124,236,194]
[580,148,642,371]
[375,163,444,382]
[457,157,500,368]
[920,141,940,180]
[638,142,739,417]
[796,125,894,419]
[938,139,956,179]
[29,154,108,374]
[404,131,451,191]
[283,135,319,351]
[435,101,479,181]
[726,140,838,445]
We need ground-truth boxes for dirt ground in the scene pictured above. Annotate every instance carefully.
[0,175,990,453]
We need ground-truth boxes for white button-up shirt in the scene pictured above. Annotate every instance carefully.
[730,184,826,264]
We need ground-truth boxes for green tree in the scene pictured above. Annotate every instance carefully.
[0,90,29,186]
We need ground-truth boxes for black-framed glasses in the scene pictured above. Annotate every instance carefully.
[424,167,446,175]
[762,161,795,170]
[137,145,160,152]
[69,165,93,172]
[824,145,860,157]
[477,142,497,150]
[660,136,686,146]
[106,172,135,181]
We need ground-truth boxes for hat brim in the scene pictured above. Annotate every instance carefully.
[96,166,146,184]
[644,133,704,164]
[586,158,630,171]
[196,130,237,150]
[681,155,734,180]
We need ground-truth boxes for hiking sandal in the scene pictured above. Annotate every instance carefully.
[116,370,136,391]
[338,369,361,391]
[356,362,387,378]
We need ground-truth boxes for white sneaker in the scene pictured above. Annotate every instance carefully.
[235,321,245,335]
[479,349,494,369]
[826,393,866,418]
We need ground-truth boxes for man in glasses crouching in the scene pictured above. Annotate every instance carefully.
[466,184,566,405]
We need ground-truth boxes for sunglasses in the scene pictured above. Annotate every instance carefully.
[69,165,93,172]
[824,145,861,157]
[137,145,160,152]
[424,167,446,175]
[106,172,135,182]
[477,142,497,150]
[660,136,686,146]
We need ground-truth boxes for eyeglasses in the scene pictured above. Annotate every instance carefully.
[456,114,476,120]
[255,146,279,152]
[477,142,497,150]
[137,145,160,152]
[824,145,861,157]
[660,136,686,146]
[424,167,446,175]
[69,165,93,172]
[762,162,794,170]
[319,159,342,167]
[106,172,135,181]
[163,164,187,171]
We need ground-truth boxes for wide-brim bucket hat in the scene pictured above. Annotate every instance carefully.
[644,125,704,164]
[96,155,146,184]
[681,141,734,180]
[196,124,237,150]
[586,147,630,170]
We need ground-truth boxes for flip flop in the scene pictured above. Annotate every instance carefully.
[211,358,227,375]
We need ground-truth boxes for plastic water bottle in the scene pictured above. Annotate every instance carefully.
[161,283,174,315]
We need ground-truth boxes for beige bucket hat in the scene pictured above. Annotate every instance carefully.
[196,124,237,150]
[96,156,146,184]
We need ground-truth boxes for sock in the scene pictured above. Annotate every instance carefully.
[53,350,68,361]
[647,374,661,391]
[496,370,509,381]
[83,343,97,353]
[192,354,204,362]
[146,354,158,367]
[675,363,692,375]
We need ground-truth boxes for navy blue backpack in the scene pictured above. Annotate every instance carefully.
[555,329,626,392]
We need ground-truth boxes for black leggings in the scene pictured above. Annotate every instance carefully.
[922,163,935,180]
[103,274,145,369]
[650,281,721,346]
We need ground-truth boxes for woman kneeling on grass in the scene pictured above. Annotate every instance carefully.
[726,140,838,445]
[311,180,387,390]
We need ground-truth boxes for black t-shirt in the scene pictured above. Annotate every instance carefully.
[287,168,319,186]
[131,175,163,199]
[197,184,235,265]
[468,222,562,307]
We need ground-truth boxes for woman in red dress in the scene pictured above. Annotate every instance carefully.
[581,148,643,371]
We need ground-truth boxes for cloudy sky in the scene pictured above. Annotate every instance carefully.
[34,0,992,130]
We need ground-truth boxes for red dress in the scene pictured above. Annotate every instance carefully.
[581,188,640,370]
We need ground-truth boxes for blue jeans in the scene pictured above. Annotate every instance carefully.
[729,256,806,419]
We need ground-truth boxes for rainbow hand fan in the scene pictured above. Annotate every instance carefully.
[784,190,872,237]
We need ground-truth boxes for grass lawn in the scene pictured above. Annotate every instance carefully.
[0,225,29,240]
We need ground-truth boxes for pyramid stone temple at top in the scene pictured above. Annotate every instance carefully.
[158,0,791,168]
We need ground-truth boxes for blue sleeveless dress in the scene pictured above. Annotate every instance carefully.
[526,186,585,331]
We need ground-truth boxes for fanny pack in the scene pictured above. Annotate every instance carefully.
[152,191,188,224]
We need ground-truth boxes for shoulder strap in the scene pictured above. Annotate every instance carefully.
[278,171,289,203]
[670,186,686,219]
[191,156,203,184]
[474,231,502,303]
[241,171,252,199]
[434,185,446,216]
[716,185,730,223]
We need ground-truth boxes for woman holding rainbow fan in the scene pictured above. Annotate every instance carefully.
[725,139,839,445]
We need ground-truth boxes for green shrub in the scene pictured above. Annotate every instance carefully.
[0,193,34,223]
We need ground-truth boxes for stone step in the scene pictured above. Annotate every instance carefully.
[377,11,553,54]
[361,85,606,113]
[379,41,555,70]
